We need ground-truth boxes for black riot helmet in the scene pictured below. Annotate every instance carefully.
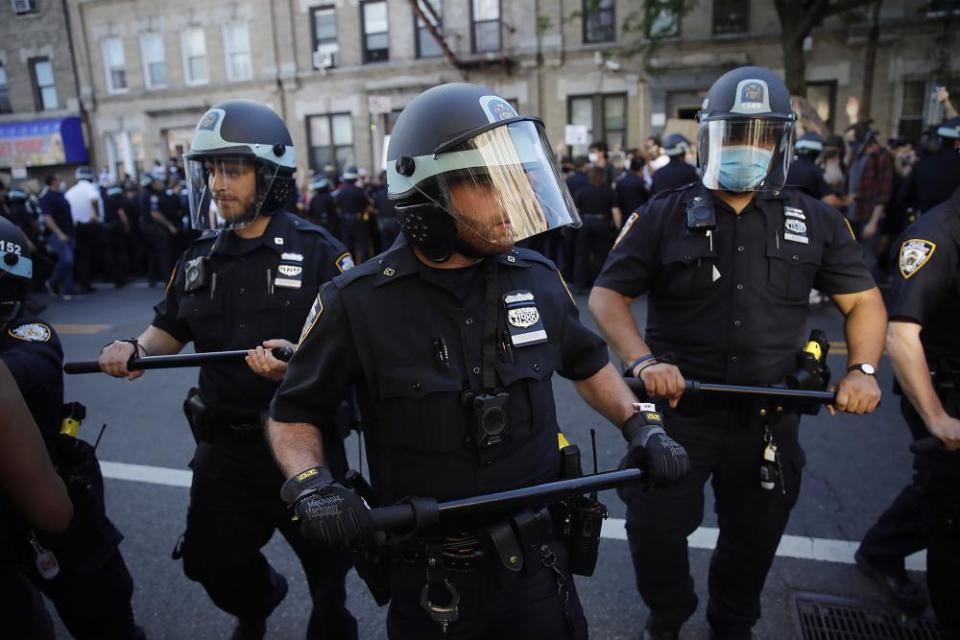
[386,83,580,262]
[0,217,32,328]
[183,100,297,231]
[697,66,796,194]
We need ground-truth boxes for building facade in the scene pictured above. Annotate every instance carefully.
[2,0,957,186]
[0,0,90,185]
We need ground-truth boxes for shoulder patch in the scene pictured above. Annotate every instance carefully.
[614,212,639,249]
[9,323,52,343]
[298,294,324,345]
[332,258,381,288]
[899,239,936,279]
[335,252,355,273]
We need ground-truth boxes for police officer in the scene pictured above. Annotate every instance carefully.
[306,176,340,237]
[139,173,177,287]
[614,156,651,221]
[650,134,699,195]
[786,132,830,199]
[902,116,960,214]
[103,185,130,286]
[573,166,621,292]
[589,66,886,640]
[371,170,401,250]
[98,100,358,640]
[266,83,689,640]
[0,216,144,639]
[857,186,960,633]
[335,166,374,262]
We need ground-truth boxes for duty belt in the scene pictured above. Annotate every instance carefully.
[395,533,486,573]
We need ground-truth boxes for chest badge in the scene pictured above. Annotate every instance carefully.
[503,290,548,347]
[274,257,304,289]
[898,239,936,279]
[783,212,809,245]
[9,323,51,343]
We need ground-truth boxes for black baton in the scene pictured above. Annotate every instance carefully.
[64,346,294,375]
[624,377,836,404]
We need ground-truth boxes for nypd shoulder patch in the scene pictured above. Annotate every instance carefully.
[898,238,936,279]
[298,294,325,345]
[336,252,355,273]
[9,323,52,343]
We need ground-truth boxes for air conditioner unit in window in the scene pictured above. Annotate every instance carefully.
[11,0,37,14]
[312,47,337,71]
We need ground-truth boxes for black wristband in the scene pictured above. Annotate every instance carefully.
[623,354,657,377]
[280,466,334,505]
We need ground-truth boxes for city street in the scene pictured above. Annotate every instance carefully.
[36,280,932,639]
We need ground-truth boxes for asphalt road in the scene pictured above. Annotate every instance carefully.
[31,280,932,639]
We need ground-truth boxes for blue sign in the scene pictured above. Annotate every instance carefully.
[0,116,88,168]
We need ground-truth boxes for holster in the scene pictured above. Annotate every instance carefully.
[354,544,391,606]
[182,388,206,444]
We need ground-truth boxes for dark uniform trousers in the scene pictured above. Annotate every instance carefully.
[625,407,803,639]
[573,214,612,290]
[341,213,372,263]
[181,435,356,638]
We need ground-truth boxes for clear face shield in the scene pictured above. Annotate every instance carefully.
[415,120,581,248]
[698,118,794,193]
[185,156,279,230]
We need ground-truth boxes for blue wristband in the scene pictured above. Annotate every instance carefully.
[623,354,657,377]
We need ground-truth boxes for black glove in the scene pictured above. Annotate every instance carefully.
[622,404,690,485]
[281,466,372,546]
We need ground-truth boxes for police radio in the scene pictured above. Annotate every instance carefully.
[552,430,608,577]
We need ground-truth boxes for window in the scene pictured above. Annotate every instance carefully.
[361,1,389,63]
[11,0,37,15]
[415,0,443,59]
[307,113,354,177]
[140,32,167,89]
[567,93,627,156]
[29,57,58,110]
[647,3,680,38]
[898,81,926,144]
[471,0,501,52]
[806,81,837,133]
[223,22,252,81]
[310,5,339,68]
[713,0,749,34]
[583,0,615,44]
[181,27,208,86]
[102,38,128,93]
[0,61,11,114]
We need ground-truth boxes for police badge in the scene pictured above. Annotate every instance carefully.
[898,239,936,279]
[502,290,548,347]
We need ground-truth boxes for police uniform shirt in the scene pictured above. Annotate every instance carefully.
[574,183,617,218]
[334,183,370,216]
[271,238,609,505]
[152,210,353,418]
[889,187,960,358]
[650,158,700,195]
[596,184,874,385]
[615,172,650,218]
[786,157,830,199]
[0,309,63,438]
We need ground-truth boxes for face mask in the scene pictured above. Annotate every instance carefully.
[588,152,598,163]
[716,145,774,192]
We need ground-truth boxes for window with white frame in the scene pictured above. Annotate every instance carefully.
[223,22,252,82]
[310,6,339,67]
[471,0,501,52]
[362,1,389,63]
[308,113,354,176]
[181,27,209,86]
[140,33,167,89]
[415,0,443,59]
[102,38,128,93]
[30,57,58,110]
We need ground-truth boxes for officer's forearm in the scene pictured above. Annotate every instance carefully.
[573,362,640,428]
[266,418,325,477]
[887,321,947,427]
[136,326,185,357]
[588,286,650,365]
[834,287,886,369]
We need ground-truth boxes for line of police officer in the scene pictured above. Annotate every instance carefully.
[0,66,953,640]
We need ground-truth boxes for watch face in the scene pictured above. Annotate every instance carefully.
[860,363,876,375]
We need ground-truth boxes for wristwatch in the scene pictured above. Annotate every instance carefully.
[847,363,877,376]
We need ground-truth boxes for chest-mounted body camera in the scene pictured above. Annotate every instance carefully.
[461,390,509,449]
[184,256,212,293]
[686,196,716,232]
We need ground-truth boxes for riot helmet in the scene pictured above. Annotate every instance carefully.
[937,116,960,145]
[183,100,296,231]
[0,217,32,328]
[795,132,824,158]
[75,165,95,182]
[387,83,580,262]
[663,134,691,158]
[697,66,796,193]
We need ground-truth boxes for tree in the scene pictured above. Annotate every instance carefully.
[772,0,880,97]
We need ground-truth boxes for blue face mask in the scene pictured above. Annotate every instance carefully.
[716,146,774,192]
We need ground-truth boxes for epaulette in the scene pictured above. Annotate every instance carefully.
[650,181,698,202]
[504,247,557,270]
[288,215,327,234]
[332,258,381,288]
